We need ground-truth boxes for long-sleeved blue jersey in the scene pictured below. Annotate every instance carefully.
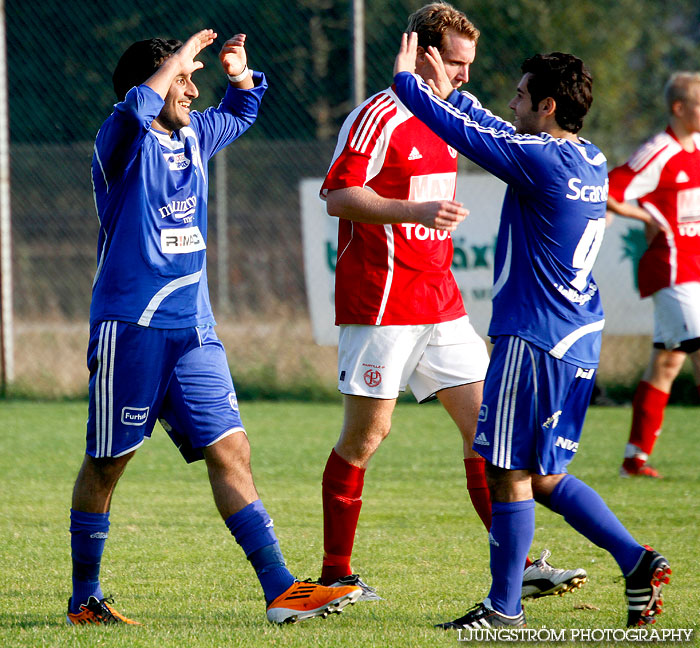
[394,72,608,368]
[90,73,267,328]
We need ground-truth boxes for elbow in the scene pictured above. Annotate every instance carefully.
[325,192,345,218]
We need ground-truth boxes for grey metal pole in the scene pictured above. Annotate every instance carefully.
[352,0,365,106]
[0,0,13,391]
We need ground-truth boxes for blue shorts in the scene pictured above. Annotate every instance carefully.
[473,336,596,475]
[86,321,244,463]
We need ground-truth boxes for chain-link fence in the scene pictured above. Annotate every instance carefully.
[4,0,700,398]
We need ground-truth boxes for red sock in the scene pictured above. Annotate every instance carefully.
[320,449,365,584]
[464,457,532,568]
[628,381,669,456]
[464,457,491,530]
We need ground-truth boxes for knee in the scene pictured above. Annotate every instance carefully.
[485,463,533,502]
[204,432,252,474]
[484,463,506,500]
[651,351,685,382]
[337,424,390,465]
[83,454,132,486]
[531,474,565,507]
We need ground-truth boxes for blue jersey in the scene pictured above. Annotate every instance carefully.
[90,73,267,328]
[394,73,607,368]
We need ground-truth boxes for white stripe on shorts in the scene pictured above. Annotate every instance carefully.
[492,337,526,469]
[96,321,116,457]
[375,224,395,325]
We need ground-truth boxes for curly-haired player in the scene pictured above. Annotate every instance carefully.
[394,36,670,629]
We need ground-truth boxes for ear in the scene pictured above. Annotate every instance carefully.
[416,45,426,61]
[670,99,684,119]
[539,97,556,117]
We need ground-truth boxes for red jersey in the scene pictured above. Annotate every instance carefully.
[320,87,465,325]
[609,128,700,298]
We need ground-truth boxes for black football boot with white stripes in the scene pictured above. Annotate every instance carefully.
[436,602,526,630]
[625,546,671,627]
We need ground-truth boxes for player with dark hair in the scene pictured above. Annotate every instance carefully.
[318,1,585,603]
[518,54,592,134]
[112,37,184,102]
[393,36,670,629]
[608,71,700,479]
[66,28,360,626]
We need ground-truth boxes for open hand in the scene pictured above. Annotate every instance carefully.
[219,33,249,77]
[394,31,418,76]
[413,199,468,231]
[424,46,454,100]
[174,29,217,76]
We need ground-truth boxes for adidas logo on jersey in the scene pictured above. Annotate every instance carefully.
[474,432,490,446]
[408,146,423,160]
[676,170,690,183]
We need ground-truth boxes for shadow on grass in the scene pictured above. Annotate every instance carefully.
[0,614,69,629]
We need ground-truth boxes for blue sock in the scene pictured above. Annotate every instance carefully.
[485,499,535,617]
[69,509,109,613]
[225,499,295,603]
[547,475,645,575]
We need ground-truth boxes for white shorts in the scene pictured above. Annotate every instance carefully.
[652,282,700,349]
[337,315,489,402]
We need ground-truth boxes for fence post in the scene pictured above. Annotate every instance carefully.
[0,0,13,393]
[352,0,365,106]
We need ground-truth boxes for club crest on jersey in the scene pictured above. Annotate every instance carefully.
[163,151,191,171]
[161,226,206,254]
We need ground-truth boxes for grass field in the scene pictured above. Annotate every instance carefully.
[1,400,698,647]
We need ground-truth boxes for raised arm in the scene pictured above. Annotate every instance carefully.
[393,73,538,189]
[145,29,216,99]
[394,32,454,100]
[394,32,535,189]
[219,33,254,90]
[189,32,267,158]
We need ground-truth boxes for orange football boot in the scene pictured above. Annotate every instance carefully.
[266,580,361,623]
[66,596,141,625]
